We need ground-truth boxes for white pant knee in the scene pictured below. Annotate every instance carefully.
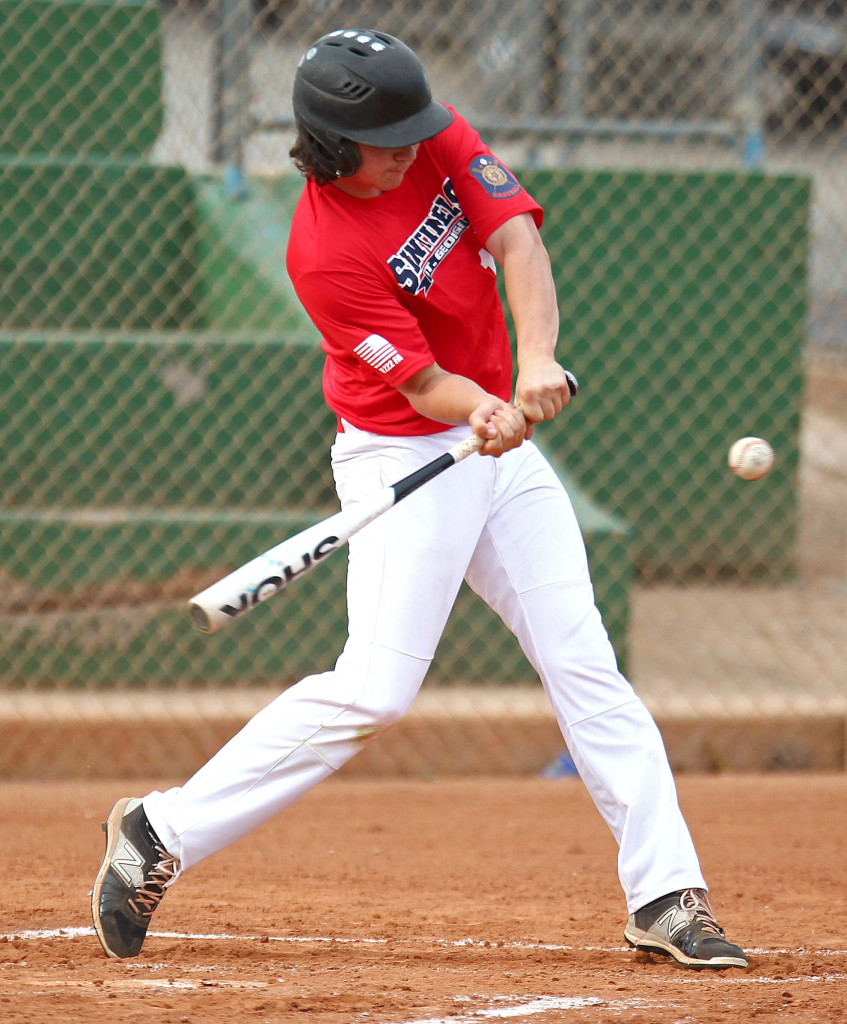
[144,642,428,870]
[283,639,429,768]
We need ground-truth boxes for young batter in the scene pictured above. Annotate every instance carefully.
[92,28,747,970]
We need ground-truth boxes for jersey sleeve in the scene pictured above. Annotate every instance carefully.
[427,108,544,245]
[291,267,435,387]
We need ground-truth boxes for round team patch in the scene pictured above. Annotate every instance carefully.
[469,156,522,199]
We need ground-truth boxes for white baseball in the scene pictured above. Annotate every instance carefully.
[728,437,774,481]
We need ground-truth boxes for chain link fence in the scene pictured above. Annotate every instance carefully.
[1,0,845,777]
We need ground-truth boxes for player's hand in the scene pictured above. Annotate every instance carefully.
[514,359,576,425]
[470,399,527,458]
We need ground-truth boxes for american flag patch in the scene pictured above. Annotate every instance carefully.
[353,334,404,373]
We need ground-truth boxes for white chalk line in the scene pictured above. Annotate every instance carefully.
[4,927,847,961]
[397,995,606,1023]
[396,993,746,1024]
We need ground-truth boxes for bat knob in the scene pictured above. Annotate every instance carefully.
[564,370,579,397]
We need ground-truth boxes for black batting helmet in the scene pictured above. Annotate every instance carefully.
[292,29,453,178]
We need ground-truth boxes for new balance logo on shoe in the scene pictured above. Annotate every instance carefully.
[654,905,693,941]
[112,838,145,888]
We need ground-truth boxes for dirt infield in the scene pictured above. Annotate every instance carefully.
[3,775,846,1023]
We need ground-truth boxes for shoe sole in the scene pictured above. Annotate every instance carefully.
[624,924,748,970]
[90,796,137,959]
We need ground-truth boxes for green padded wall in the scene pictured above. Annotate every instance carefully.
[0,335,337,508]
[0,0,163,158]
[0,161,199,329]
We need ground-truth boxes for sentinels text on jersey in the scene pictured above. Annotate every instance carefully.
[387,178,468,296]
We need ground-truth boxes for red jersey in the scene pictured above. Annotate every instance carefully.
[285,108,544,435]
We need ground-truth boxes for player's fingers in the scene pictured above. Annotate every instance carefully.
[481,409,519,456]
[472,422,498,442]
[494,404,524,427]
[519,394,560,424]
[469,406,500,442]
[482,406,526,456]
[497,406,529,440]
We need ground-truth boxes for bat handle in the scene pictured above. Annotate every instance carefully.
[446,432,486,462]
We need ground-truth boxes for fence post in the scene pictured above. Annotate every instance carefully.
[563,0,590,122]
[733,0,766,167]
[211,0,251,198]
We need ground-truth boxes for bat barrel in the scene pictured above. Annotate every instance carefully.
[187,492,395,634]
[188,543,329,634]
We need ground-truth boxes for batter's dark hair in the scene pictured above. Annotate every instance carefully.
[289,124,358,186]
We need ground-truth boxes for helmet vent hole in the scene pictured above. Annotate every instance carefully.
[337,79,373,99]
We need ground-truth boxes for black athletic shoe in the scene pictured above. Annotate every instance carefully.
[624,888,748,969]
[91,797,180,959]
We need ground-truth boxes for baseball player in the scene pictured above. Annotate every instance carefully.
[92,29,747,970]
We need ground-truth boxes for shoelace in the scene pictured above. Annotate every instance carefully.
[128,843,181,918]
[680,888,725,937]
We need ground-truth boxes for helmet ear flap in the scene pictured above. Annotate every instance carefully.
[301,121,361,179]
[330,135,361,177]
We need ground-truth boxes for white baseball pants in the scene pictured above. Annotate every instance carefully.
[145,424,706,913]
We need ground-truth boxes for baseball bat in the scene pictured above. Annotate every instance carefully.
[188,372,577,634]
[188,432,483,633]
